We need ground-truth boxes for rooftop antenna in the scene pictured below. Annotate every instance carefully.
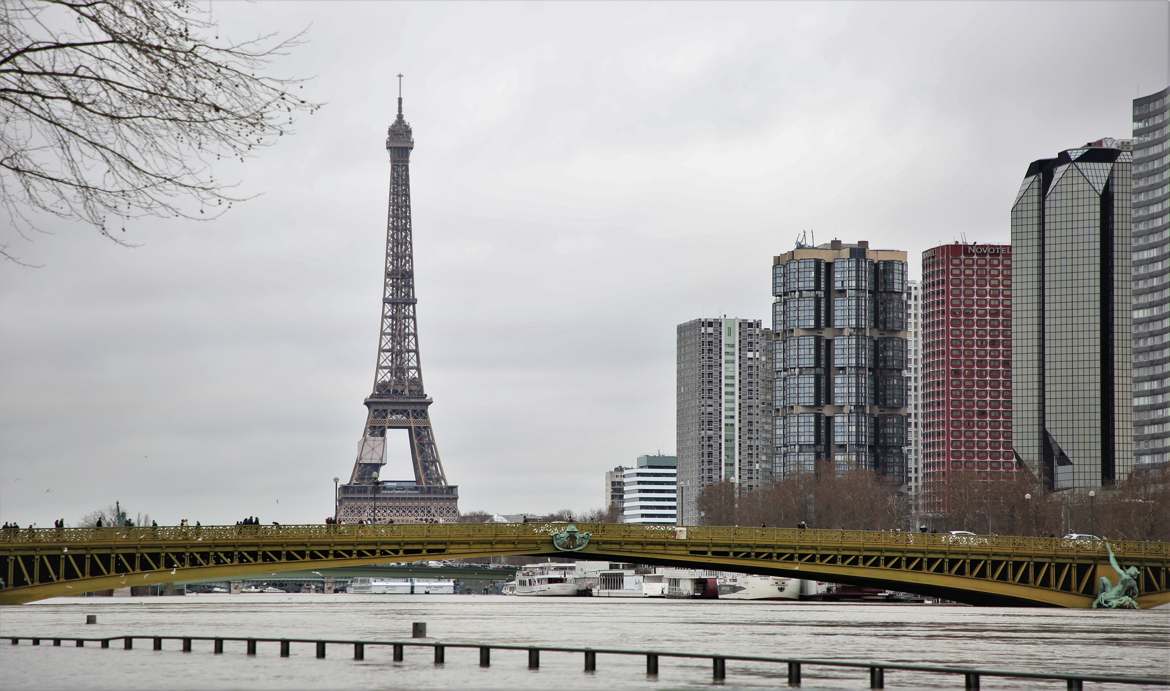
[397,73,404,116]
[810,229,815,247]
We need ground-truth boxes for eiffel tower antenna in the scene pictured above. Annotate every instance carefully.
[337,83,459,524]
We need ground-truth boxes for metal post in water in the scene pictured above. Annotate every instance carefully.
[479,646,491,667]
[788,661,801,686]
[393,643,404,661]
[869,666,885,688]
[412,622,427,638]
[584,650,596,672]
[646,653,659,676]
[434,644,445,665]
[713,656,726,681]
[528,648,540,669]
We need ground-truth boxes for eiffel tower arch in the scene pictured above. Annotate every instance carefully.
[337,78,459,524]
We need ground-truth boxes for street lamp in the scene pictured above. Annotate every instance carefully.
[333,477,340,522]
[1024,492,1032,536]
[1088,490,1096,535]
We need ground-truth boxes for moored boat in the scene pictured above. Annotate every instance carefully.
[716,574,801,600]
[514,563,579,596]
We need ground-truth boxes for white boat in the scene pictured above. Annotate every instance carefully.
[501,581,517,595]
[717,574,801,600]
[514,563,579,596]
[347,577,454,594]
[261,586,285,594]
[594,570,645,597]
[412,578,455,594]
[641,573,667,597]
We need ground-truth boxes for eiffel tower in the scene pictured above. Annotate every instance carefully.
[336,77,459,524]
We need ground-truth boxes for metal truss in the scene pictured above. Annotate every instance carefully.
[3,525,1168,607]
[341,80,454,520]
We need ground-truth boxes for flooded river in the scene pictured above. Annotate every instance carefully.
[2,594,1168,689]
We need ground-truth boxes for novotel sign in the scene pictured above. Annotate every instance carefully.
[963,244,1009,256]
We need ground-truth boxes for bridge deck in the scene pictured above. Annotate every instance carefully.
[2,523,1168,607]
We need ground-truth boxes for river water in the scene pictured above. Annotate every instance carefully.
[1,594,1168,689]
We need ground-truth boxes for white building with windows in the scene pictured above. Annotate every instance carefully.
[905,280,922,505]
[621,455,678,525]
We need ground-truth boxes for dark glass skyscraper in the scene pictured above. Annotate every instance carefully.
[771,240,909,483]
[1011,143,1133,490]
[1131,88,1170,467]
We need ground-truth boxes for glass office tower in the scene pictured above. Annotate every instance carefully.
[1011,142,1133,490]
[1132,88,1170,467]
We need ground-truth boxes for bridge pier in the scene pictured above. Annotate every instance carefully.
[213,638,223,655]
[646,653,658,676]
[788,661,801,686]
[869,666,885,688]
[479,646,491,667]
[182,638,192,653]
[392,643,403,661]
[123,637,132,650]
[713,656,726,681]
[965,671,980,689]
[584,649,596,672]
[246,639,256,656]
[316,641,325,658]
[433,644,445,665]
[528,648,540,669]
[280,640,290,657]
[153,637,162,651]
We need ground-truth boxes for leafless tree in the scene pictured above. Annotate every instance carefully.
[79,500,149,527]
[454,511,493,524]
[0,0,320,264]
[697,481,738,525]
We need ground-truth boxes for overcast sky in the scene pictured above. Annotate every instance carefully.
[1,2,1167,526]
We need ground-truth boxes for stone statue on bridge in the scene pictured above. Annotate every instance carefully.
[1092,544,1140,609]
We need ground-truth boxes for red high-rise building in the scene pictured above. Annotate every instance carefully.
[921,243,1014,514]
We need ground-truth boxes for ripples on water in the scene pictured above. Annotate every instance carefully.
[2,595,1168,689]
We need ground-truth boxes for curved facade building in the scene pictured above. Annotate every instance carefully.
[1011,143,1133,490]
[771,240,909,483]
[1132,88,1170,467]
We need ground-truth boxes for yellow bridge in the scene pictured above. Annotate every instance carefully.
[2,523,1168,608]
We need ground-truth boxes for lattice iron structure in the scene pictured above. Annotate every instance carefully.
[338,78,458,524]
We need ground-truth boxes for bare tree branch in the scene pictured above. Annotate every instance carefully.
[0,0,321,264]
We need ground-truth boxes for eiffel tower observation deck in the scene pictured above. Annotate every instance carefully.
[337,77,459,524]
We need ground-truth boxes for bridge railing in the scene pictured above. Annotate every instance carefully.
[1,523,1167,559]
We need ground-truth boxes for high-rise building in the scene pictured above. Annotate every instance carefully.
[604,466,627,520]
[905,280,923,506]
[771,240,909,483]
[920,243,1014,512]
[1132,87,1170,467]
[1011,143,1133,490]
[621,455,678,525]
[676,318,773,525]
